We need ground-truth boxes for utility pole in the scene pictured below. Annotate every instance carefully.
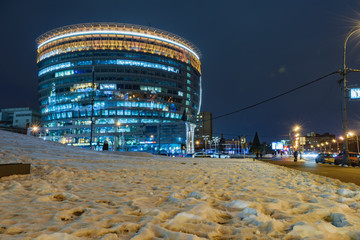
[89,66,95,150]
[340,26,360,165]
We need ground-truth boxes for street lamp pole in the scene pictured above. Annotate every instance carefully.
[341,26,360,164]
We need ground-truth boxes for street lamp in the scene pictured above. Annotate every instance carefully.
[32,126,39,136]
[212,136,220,153]
[293,125,300,132]
[341,24,360,164]
[347,131,359,153]
[332,139,337,152]
[115,121,121,151]
[203,135,209,152]
[289,125,301,153]
[195,140,200,150]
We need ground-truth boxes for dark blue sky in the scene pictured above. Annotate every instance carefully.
[1,0,360,142]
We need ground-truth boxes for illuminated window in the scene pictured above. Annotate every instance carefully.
[178,91,184,96]
[100,84,117,90]
[187,73,191,78]
[140,86,162,92]
[102,110,109,116]
[55,70,74,78]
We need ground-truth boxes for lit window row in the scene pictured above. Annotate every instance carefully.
[39,62,73,76]
[42,100,180,115]
[53,59,179,78]
[55,70,74,78]
[140,86,162,92]
[100,84,117,90]
[43,109,182,121]
[37,38,201,73]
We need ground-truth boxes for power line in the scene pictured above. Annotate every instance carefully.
[212,71,340,121]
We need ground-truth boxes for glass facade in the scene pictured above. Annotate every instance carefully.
[36,23,202,154]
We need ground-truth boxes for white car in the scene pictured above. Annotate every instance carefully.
[211,153,230,159]
[192,152,211,158]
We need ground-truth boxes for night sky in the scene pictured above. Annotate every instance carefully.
[1,0,360,142]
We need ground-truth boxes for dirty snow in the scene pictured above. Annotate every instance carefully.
[0,130,360,240]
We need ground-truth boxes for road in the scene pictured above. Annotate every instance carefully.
[259,157,360,186]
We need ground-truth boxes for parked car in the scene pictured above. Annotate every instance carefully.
[184,153,193,158]
[315,153,335,164]
[192,152,211,158]
[211,153,230,159]
[334,152,360,166]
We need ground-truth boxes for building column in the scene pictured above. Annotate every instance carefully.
[186,122,196,153]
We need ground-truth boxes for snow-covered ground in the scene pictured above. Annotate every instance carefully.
[0,130,360,240]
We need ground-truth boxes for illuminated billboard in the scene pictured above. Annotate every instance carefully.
[271,142,284,150]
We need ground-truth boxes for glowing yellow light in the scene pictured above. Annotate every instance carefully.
[347,132,354,137]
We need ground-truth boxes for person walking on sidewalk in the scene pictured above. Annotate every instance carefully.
[293,151,298,162]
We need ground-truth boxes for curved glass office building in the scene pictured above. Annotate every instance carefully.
[36,23,202,153]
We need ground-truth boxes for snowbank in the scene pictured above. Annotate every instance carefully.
[0,130,360,239]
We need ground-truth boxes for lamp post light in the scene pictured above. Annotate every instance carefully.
[347,131,359,153]
[115,121,121,151]
[341,25,360,164]
[195,140,200,150]
[332,139,337,152]
[32,126,39,136]
[212,136,220,153]
[203,135,209,152]
[289,125,301,154]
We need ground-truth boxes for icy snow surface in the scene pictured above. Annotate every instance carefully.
[1,130,360,240]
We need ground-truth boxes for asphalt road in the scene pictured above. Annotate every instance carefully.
[259,157,360,186]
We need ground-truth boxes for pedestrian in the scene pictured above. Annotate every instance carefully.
[280,151,283,158]
[293,151,298,162]
[256,152,259,159]
[260,152,263,159]
[103,140,109,151]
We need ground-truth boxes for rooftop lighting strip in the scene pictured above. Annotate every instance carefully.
[38,30,200,60]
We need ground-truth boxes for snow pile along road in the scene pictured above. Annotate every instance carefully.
[0,130,360,240]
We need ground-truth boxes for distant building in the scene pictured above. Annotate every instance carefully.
[195,112,212,149]
[303,132,337,152]
[0,107,41,130]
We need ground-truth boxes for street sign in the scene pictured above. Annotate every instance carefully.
[350,88,360,100]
